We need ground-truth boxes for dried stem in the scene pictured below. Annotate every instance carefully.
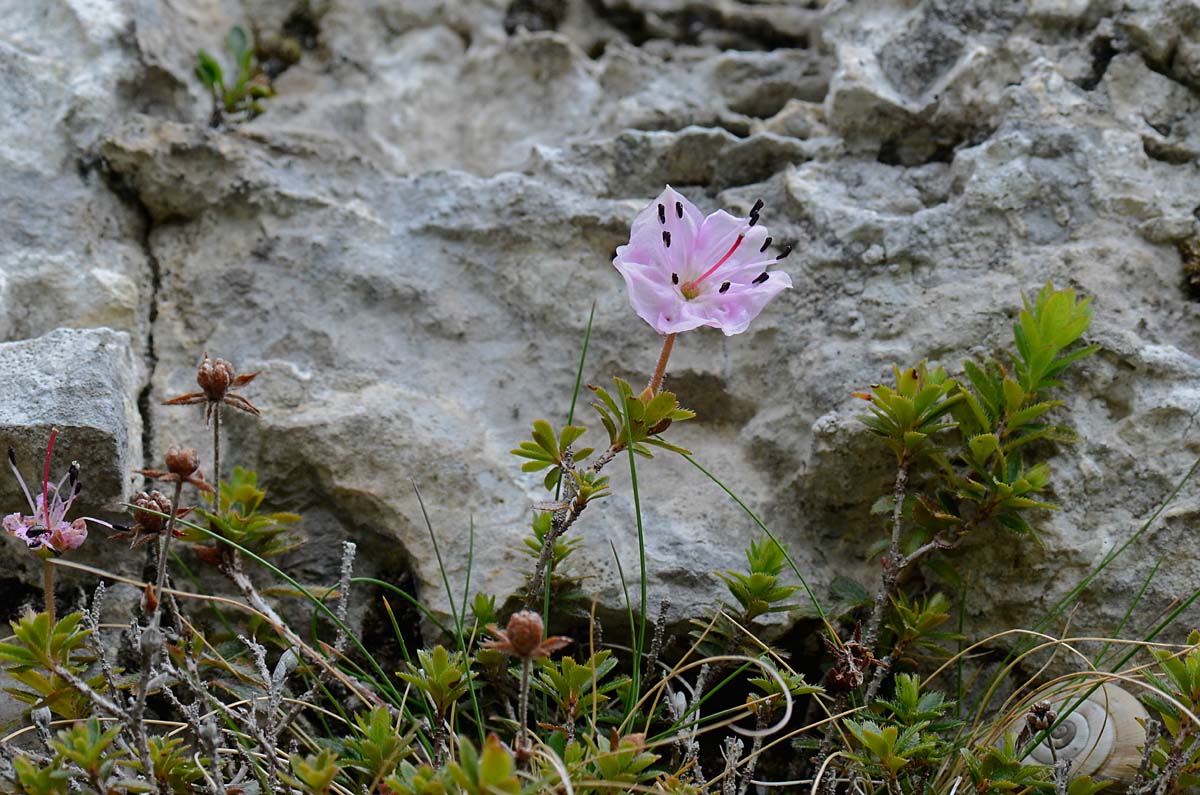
[523,449,616,610]
[721,737,743,795]
[644,599,671,687]
[863,462,909,652]
[276,541,357,735]
[1129,719,1162,794]
[646,333,677,396]
[736,709,768,795]
[154,479,185,612]
[219,549,290,630]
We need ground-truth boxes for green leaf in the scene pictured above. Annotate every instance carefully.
[194,50,223,88]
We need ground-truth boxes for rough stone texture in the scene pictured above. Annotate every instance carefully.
[0,328,145,613]
[2,0,1199,649]
[0,328,143,511]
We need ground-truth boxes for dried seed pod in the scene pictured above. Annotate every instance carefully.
[504,610,545,658]
[132,490,172,534]
[165,445,200,478]
[197,356,237,401]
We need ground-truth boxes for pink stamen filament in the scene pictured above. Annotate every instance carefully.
[691,234,745,288]
[42,430,57,527]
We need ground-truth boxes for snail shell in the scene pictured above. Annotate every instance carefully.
[1021,684,1148,786]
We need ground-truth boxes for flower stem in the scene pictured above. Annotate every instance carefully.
[517,658,532,751]
[42,559,55,624]
[645,333,677,396]
[154,480,184,614]
[212,404,221,488]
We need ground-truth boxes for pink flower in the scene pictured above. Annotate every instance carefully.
[4,431,104,555]
[612,186,793,336]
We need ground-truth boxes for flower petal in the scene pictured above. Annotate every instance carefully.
[613,258,703,335]
[623,186,705,278]
[2,512,29,536]
[691,211,771,283]
[49,519,87,552]
[693,269,793,336]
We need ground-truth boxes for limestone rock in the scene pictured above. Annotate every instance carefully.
[1,0,1199,654]
[0,328,144,513]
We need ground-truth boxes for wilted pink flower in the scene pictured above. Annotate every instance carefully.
[612,186,793,336]
[4,431,105,555]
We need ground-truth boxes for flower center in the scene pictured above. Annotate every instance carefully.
[681,234,744,299]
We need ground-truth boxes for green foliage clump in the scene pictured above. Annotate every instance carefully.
[589,377,694,456]
[717,537,799,623]
[195,26,274,125]
[199,466,303,557]
[0,611,98,719]
[1142,631,1200,788]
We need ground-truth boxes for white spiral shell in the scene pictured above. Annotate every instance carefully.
[1021,684,1148,785]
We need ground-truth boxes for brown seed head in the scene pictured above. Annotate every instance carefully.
[165,445,199,478]
[504,610,545,658]
[197,355,236,401]
[132,490,171,533]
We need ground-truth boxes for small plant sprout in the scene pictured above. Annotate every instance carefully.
[484,610,571,757]
[194,26,274,127]
[397,646,473,766]
[5,431,108,623]
[195,466,302,563]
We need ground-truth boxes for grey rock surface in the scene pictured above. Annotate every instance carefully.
[0,328,143,512]
[1,0,1198,652]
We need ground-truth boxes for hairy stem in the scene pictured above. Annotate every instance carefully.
[736,710,768,795]
[646,333,677,396]
[212,403,221,487]
[154,480,184,612]
[518,658,532,753]
[863,463,909,651]
[523,448,617,609]
[42,559,55,625]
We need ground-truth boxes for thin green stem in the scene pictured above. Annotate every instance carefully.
[682,454,825,620]
[546,302,596,627]
[610,541,639,716]
[411,481,485,742]
[42,559,55,625]
[619,388,648,709]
